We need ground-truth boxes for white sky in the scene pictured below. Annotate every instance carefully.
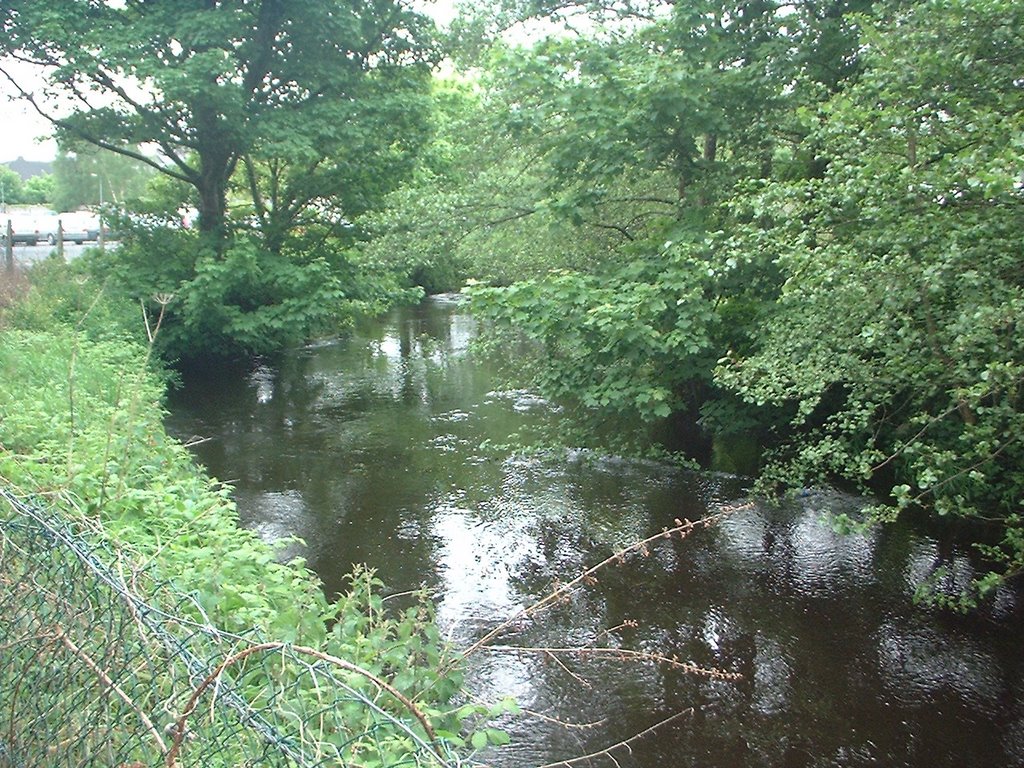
[0,0,462,165]
[0,61,60,163]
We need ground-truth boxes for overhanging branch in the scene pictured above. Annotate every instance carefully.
[0,64,197,185]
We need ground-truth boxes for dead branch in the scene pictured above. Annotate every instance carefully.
[455,505,748,663]
[523,709,607,731]
[532,708,696,768]
[54,625,168,754]
[543,649,593,689]
[481,645,741,681]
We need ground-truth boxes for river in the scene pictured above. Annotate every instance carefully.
[165,295,1024,768]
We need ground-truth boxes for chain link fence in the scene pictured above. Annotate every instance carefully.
[0,489,467,768]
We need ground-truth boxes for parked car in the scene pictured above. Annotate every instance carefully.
[0,230,40,245]
[39,211,101,245]
[0,213,41,245]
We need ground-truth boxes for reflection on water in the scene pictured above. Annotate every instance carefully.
[166,296,1024,768]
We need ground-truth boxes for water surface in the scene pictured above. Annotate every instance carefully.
[166,296,1024,768]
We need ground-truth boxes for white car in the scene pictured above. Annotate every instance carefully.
[0,212,42,244]
[39,211,101,245]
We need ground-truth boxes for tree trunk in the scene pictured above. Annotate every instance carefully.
[699,134,718,207]
[195,176,228,250]
[194,118,236,254]
[703,133,718,164]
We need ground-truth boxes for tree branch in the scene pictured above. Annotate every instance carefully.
[454,506,747,664]
[585,220,635,241]
[533,708,696,768]
[481,645,741,680]
[0,65,196,185]
[55,625,168,755]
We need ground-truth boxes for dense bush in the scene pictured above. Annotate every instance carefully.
[451,0,1024,607]
[77,225,422,363]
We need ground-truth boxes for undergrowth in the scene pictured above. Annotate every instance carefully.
[0,259,492,761]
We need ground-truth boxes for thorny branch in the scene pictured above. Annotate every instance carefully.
[455,504,748,663]
[450,504,747,767]
[481,645,742,681]
[533,708,696,768]
[165,641,450,768]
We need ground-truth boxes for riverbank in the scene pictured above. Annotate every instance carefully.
[0,265,476,764]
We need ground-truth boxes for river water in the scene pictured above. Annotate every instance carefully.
[166,296,1024,768]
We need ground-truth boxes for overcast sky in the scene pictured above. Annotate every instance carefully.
[1,65,59,163]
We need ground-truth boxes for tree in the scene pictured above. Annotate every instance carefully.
[0,0,437,253]
[21,173,55,205]
[444,0,869,429]
[0,166,24,209]
[430,0,1024,606]
[52,148,153,211]
[2,0,440,362]
[0,167,55,206]
[358,75,626,292]
[716,0,1024,605]
[452,0,873,214]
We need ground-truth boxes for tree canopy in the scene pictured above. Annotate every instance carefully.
[0,0,438,249]
[2,0,439,360]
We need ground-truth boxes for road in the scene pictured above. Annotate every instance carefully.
[5,241,117,266]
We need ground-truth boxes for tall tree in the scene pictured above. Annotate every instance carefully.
[51,148,153,211]
[444,0,871,424]
[0,0,437,252]
[717,0,1024,604]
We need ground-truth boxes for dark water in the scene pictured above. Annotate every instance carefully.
[166,296,1024,768]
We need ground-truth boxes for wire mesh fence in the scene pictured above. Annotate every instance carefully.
[0,489,466,768]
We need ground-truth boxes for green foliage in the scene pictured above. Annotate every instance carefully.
[21,172,55,205]
[714,0,1024,605]
[468,240,720,421]
[2,257,144,345]
[75,222,422,362]
[0,327,319,635]
[357,76,611,292]
[241,65,435,254]
[374,0,861,296]
[1,0,438,254]
[449,0,805,427]
[448,0,1024,607]
[151,240,348,360]
[0,283,485,756]
[0,166,24,206]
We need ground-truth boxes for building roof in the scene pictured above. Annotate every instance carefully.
[2,157,54,180]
